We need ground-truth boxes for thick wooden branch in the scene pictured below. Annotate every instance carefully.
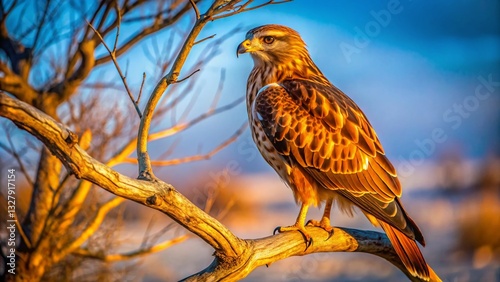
[0,92,438,281]
[183,227,419,281]
[0,61,38,105]
[0,92,244,258]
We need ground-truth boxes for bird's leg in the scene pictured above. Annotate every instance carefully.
[307,197,334,237]
[273,203,312,248]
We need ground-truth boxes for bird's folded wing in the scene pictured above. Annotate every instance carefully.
[252,80,425,242]
[252,79,401,201]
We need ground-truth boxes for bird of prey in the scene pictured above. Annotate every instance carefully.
[237,24,432,280]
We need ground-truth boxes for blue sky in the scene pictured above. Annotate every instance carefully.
[144,0,499,178]
[5,0,498,179]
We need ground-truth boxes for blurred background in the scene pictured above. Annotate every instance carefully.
[1,0,499,281]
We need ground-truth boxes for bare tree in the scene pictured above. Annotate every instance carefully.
[0,0,439,281]
[0,0,251,280]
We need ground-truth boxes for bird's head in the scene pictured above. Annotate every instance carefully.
[237,24,310,66]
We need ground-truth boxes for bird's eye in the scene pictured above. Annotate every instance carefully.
[263,36,275,44]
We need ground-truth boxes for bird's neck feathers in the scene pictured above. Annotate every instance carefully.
[251,52,327,90]
[246,52,328,111]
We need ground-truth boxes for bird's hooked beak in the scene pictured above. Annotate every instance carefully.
[236,39,260,58]
[236,39,250,58]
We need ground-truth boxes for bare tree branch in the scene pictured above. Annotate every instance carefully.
[136,72,146,104]
[136,0,268,179]
[210,0,293,20]
[1,91,244,257]
[93,0,197,66]
[86,19,142,118]
[194,34,216,45]
[0,61,38,104]
[125,122,248,167]
[189,0,200,20]
[71,235,189,262]
[0,92,439,281]
[56,197,125,261]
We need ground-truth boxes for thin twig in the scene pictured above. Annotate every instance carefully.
[86,20,142,118]
[64,197,125,254]
[189,0,200,20]
[194,34,216,45]
[127,122,248,166]
[136,0,228,179]
[136,72,146,104]
[112,0,121,53]
[31,0,50,53]
[211,0,292,20]
[121,7,172,23]
[176,69,200,84]
[72,235,189,262]
[14,215,32,249]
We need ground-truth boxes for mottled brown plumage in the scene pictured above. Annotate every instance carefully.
[237,24,431,280]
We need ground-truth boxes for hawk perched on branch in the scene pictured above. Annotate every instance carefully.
[237,24,431,280]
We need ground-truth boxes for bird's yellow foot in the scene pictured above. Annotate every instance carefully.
[273,224,313,249]
[307,217,334,239]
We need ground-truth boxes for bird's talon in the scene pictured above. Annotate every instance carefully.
[307,218,333,240]
[306,219,318,227]
[273,224,312,249]
[295,228,313,250]
[273,226,281,235]
[326,229,334,240]
[305,236,313,250]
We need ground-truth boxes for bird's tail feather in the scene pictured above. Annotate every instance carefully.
[379,220,430,281]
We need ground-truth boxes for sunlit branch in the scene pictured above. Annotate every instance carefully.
[0,61,38,104]
[136,10,211,179]
[1,89,438,282]
[153,96,245,142]
[58,197,125,261]
[71,235,189,262]
[79,82,124,91]
[125,122,248,167]
[14,214,32,249]
[105,95,242,168]
[136,0,269,179]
